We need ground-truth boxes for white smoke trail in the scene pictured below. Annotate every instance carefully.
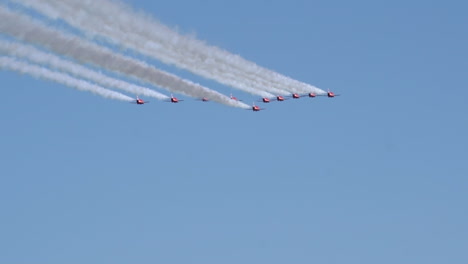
[0,39,169,100]
[12,0,323,96]
[12,0,283,97]
[0,56,133,101]
[0,6,250,109]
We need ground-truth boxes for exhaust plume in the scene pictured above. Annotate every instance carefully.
[0,39,169,100]
[0,56,133,101]
[13,0,287,97]
[0,6,250,108]
[13,0,325,96]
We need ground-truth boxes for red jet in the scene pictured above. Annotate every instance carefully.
[307,92,317,98]
[276,95,287,101]
[247,103,265,112]
[132,96,149,105]
[167,94,183,103]
[230,93,242,101]
[327,90,340,97]
[196,97,209,102]
[291,93,300,99]
[259,97,271,103]
[319,90,340,98]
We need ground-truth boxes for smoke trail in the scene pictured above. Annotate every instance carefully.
[0,6,250,109]
[0,56,133,101]
[15,0,324,95]
[12,0,319,96]
[13,0,284,97]
[0,40,169,100]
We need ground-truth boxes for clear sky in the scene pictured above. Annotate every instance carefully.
[0,0,467,263]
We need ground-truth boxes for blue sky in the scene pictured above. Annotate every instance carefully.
[0,0,467,263]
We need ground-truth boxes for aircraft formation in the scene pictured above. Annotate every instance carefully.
[0,2,339,112]
[133,90,340,112]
